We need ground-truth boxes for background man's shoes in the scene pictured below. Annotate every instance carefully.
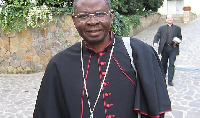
[168,81,174,86]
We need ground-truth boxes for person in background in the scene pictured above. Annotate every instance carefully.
[33,0,171,117]
[153,14,182,86]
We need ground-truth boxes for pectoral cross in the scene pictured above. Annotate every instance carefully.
[90,113,93,118]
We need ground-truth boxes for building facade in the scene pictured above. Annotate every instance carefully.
[158,0,200,15]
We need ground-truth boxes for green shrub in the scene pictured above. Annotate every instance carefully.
[0,0,34,33]
[0,0,73,33]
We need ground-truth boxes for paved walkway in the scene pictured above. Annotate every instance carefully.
[135,15,200,118]
[0,16,200,118]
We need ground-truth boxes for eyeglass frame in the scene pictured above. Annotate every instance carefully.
[73,11,111,22]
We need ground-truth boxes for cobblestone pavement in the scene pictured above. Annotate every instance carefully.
[0,16,200,118]
[0,73,43,118]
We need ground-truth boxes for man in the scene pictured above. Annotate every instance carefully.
[153,14,182,86]
[33,0,171,117]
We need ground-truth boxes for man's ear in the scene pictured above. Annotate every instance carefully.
[72,15,76,27]
[72,15,75,22]
[110,12,114,24]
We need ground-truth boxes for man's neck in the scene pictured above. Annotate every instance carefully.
[167,23,173,27]
[86,35,111,52]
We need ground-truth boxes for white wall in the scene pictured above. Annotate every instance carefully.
[158,0,168,15]
[184,0,200,15]
[158,0,200,15]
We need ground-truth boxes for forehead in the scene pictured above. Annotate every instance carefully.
[74,0,109,13]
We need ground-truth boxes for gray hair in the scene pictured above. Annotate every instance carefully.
[73,0,111,12]
[166,14,173,19]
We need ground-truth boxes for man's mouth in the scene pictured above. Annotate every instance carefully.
[86,29,102,36]
[87,29,101,32]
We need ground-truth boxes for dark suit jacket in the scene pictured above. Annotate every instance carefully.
[153,24,182,55]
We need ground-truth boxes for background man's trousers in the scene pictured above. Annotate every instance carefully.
[161,45,177,82]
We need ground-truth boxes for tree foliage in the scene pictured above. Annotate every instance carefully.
[110,0,164,36]
[111,0,143,15]
[36,0,73,8]
[143,0,164,11]
[111,0,164,15]
[0,0,164,36]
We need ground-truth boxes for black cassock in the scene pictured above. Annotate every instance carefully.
[33,33,171,118]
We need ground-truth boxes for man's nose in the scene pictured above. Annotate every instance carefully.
[87,15,99,24]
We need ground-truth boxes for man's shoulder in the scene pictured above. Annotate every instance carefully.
[50,42,81,63]
[130,37,151,47]
[128,37,153,55]
[116,36,146,46]
[127,37,155,62]
[159,24,168,29]
[173,24,181,29]
[116,35,151,48]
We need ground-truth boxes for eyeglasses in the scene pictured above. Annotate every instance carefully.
[74,11,110,22]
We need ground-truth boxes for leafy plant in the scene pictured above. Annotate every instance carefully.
[0,0,73,33]
[111,12,128,36]
[111,11,140,37]
[110,0,164,36]
[26,4,53,28]
[0,0,34,33]
[129,15,140,28]
[0,0,162,36]
[111,0,164,14]
[37,0,73,15]
[143,0,164,11]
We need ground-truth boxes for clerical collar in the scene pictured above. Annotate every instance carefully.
[168,24,173,27]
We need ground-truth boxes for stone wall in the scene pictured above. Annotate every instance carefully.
[0,15,81,74]
[157,12,197,23]
[183,11,197,23]
[130,13,161,36]
[0,13,160,74]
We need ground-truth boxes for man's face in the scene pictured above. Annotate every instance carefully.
[166,15,173,25]
[72,0,113,45]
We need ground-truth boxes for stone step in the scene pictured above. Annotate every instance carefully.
[158,14,183,23]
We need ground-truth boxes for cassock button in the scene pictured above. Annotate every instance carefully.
[100,62,107,66]
[103,82,110,87]
[105,104,113,108]
[104,93,111,97]
[102,72,108,76]
[107,115,115,118]
[99,52,105,56]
